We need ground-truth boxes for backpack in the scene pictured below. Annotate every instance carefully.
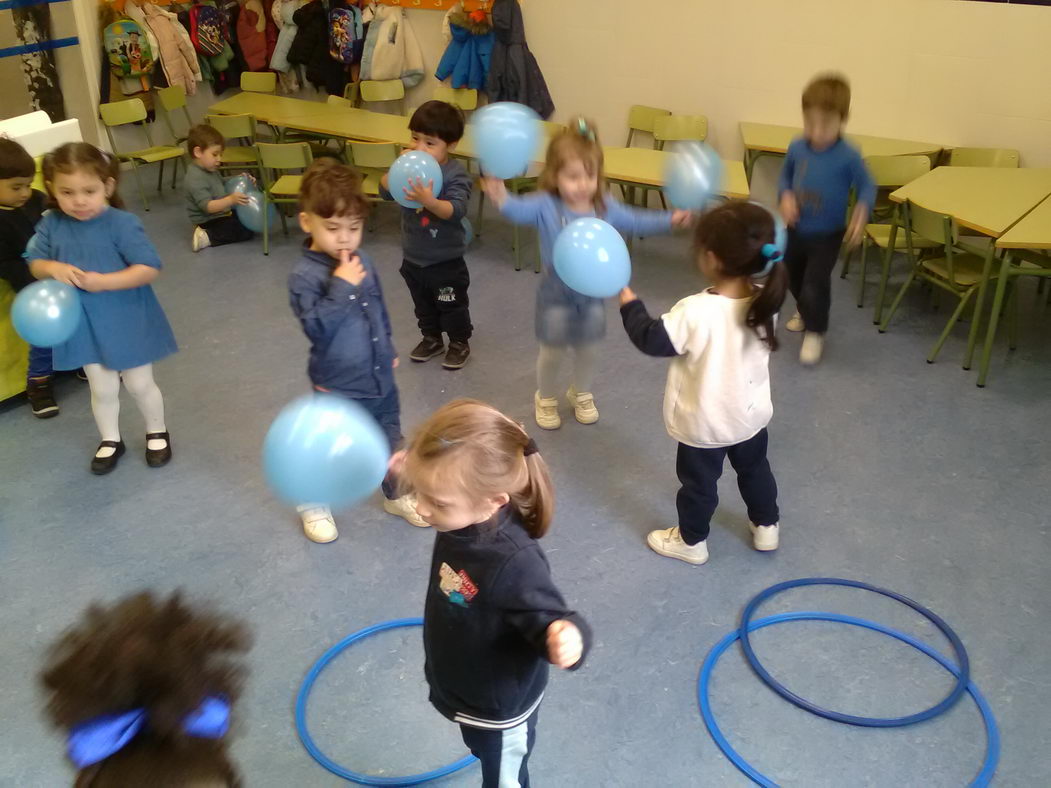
[190,2,226,57]
[328,4,362,64]
[103,17,156,78]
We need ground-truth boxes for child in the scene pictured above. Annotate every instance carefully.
[288,159,426,543]
[40,591,250,786]
[0,137,57,417]
[400,399,591,787]
[27,143,177,475]
[778,72,875,365]
[380,100,474,370]
[619,201,787,565]
[184,124,254,253]
[482,118,690,430]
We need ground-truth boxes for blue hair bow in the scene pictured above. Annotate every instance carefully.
[753,243,783,278]
[67,695,230,769]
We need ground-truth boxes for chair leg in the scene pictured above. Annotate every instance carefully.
[1006,279,1019,351]
[873,243,896,325]
[879,268,918,333]
[840,246,852,279]
[262,195,270,256]
[157,161,164,193]
[131,161,149,211]
[927,289,974,363]
[513,224,522,271]
[963,244,997,370]
[856,240,869,306]
[279,206,289,237]
[976,259,1012,386]
[534,239,541,274]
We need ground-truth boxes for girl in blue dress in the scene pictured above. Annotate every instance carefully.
[483,119,691,431]
[27,143,177,474]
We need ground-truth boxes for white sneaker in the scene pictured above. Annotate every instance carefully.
[785,312,804,332]
[192,226,211,253]
[298,505,337,543]
[383,494,430,528]
[750,523,780,551]
[567,386,598,424]
[646,527,709,565]
[800,332,824,365]
[534,391,561,430]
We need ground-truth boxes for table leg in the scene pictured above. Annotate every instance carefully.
[976,254,1012,387]
[873,206,899,325]
[963,242,996,370]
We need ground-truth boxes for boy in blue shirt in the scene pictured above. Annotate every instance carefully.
[778,73,875,365]
[288,160,427,542]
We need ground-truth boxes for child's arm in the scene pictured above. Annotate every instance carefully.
[77,213,164,292]
[0,236,37,292]
[777,145,799,226]
[845,154,877,247]
[481,178,546,225]
[605,198,691,237]
[288,252,366,343]
[618,287,681,357]
[207,192,250,214]
[25,217,85,286]
[404,165,472,221]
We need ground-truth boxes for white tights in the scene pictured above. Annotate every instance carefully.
[536,342,599,400]
[83,363,167,457]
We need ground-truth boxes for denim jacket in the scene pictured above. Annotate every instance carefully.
[288,248,396,399]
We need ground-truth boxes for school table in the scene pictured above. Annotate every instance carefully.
[602,146,750,200]
[887,166,1051,373]
[975,195,1051,386]
[739,121,943,182]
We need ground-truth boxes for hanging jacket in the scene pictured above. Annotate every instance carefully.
[236,0,268,71]
[360,4,423,88]
[143,3,202,95]
[269,0,304,72]
[288,0,338,90]
[435,7,493,91]
[486,0,553,119]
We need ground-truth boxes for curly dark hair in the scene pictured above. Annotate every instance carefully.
[40,591,252,787]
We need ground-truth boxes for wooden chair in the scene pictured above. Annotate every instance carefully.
[241,72,276,93]
[257,142,313,255]
[156,85,193,148]
[433,86,478,112]
[625,105,670,148]
[204,114,262,181]
[99,98,185,211]
[360,79,405,114]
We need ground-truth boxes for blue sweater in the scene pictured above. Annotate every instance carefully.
[287,248,396,399]
[777,137,876,235]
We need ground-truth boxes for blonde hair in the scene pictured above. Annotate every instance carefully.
[538,117,606,215]
[802,73,851,120]
[404,399,554,538]
[43,142,124,210]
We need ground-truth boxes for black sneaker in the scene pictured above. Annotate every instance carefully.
[410,336,445,362]
[26,378,59,419]
[75,368,88,381]
[442,341,470,370]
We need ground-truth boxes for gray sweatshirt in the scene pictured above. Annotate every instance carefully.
[381,157,473,267]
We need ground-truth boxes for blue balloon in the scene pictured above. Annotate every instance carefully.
[462,217,474,246]
[225,176,277,234]
[388,151,444,210]
[262,394,391,509]
[472,102,541,179]
[552,218,631,299]
[664,141,724,210]
[11,280,82,347]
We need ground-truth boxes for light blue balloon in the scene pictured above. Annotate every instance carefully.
[262,394,391,509]
[462,217,474,246]
[12,280,82,347]
[552,218,631,299]
[388,151,444,209]
[664,141,724,210]
[472,102,541,179]
[225,176,277,234]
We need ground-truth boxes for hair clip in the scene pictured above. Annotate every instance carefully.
[751,243,782,279]
[523,437,539,457]
[437,436,461,450]
[575,118,596,142]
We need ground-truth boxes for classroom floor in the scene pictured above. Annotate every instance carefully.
[1,188,1049,787]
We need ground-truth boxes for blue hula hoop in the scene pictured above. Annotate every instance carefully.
[295,618,477,786]
[739,578,970,727]
[699,612,1000,787]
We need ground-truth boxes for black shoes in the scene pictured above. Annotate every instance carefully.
[145,431,172,468]
[442,341,471,370]
[90,440,126,475]
[26,378,59,419]
[410,336,445,362]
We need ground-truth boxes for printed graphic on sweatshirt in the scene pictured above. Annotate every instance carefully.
[439,562,478,607]
[437,287,457,303]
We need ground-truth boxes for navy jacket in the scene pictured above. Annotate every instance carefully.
[288,248,396,399]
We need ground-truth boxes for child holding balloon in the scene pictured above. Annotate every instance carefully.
[619,201,787,564]
[184,124,254,253]
[397,398,591,787]
[288,159,427,543]
[482,119,690,430]
[27,142,177,475]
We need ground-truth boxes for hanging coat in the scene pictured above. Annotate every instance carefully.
[236,0,268,72]
[360,4,423,88]
[486,0,553,119]
[143,3,202,95]
[269,0,304,72]
[435,7,493,91]
[288,0,339,90]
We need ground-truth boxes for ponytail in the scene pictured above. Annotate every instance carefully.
[513,452,554,539]
[748,260,788,351]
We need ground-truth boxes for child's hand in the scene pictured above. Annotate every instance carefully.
[671,210,694,228]
[76,271,108,292]
[392,356,399,369]
[845,206,867,248]
[49,262,85,287]
[779,192,799,226]
[619,286,638,306]
[333,250,366,286]
[403,177,435,206]
[546,620,583,669]
[230,191,251,206]
[481,176,508,205]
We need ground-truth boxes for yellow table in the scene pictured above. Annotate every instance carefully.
[603,147,749,200]
[740,121,943,182]
[887,166,1051,373]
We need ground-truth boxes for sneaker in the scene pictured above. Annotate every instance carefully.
[534,391,561,430]
[442,341,470,370]
[26,378,59,419]
[785,312,804,332]
[567,386,598,424]
[410,336,444,362]
[646,526,709,565]
[192,226,211,253]
[750,523,779,552]
[298,505,338,543]
[800,332,824,365]
[383,494,430,528]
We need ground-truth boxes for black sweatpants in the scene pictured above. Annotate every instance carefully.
[784,228,845,334]
[200,214,254,247]
[677,429,779,545]
[460,706,539,788]
[400,257,473,343]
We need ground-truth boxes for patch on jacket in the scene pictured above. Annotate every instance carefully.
[439,562,478,607]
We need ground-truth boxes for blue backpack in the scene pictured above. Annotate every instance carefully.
[329,4,363,64]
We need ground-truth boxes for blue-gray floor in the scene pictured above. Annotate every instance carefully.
[1,188,1049,787]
